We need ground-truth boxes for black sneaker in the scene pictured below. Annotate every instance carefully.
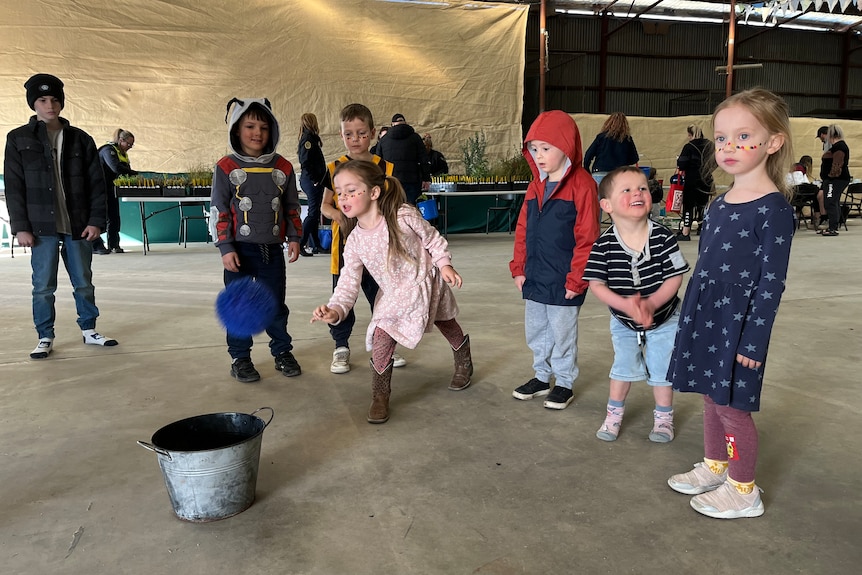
[230,357,260,383]
[675,232,691,242]
[111,247,125,253]
[95,247,111,255]
[513,378,551,400]
[275,351,302,377]
[544,386,574,410]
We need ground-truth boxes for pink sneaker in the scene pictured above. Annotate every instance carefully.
[649,409,674,443]
[668,462,727,495]
[596,405,624,441]
[690,481,764,519]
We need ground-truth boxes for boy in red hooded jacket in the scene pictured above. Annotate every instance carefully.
[509,111,600,410]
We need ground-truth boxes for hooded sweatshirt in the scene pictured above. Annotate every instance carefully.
[210,98,302,256]
[510,110,600,306]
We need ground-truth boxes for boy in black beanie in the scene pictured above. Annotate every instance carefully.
[4,73,119,359]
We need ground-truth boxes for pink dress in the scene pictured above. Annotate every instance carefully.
[327,206,460,350]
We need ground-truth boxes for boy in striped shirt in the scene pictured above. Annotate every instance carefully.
[583,166,689,442]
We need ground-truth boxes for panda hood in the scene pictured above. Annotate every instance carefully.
[225,97,280,164]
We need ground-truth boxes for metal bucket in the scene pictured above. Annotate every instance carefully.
[138,407,273,522]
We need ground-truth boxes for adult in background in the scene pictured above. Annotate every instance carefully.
[583,112,639,184]
[675,125,714,241]
[376,113,430,204]
[818,124,851,237]
[423,133,449,176]
[370,125,388,156]
[93,129,137,254]
[297,113,326,256]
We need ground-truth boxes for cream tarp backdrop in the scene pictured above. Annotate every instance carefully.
[573,114,862,189]
[0,0,527,175]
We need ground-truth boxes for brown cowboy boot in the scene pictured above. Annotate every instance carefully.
[449,334,473,391]
[368,359,393,424]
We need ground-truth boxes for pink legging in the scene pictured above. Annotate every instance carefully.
[703,396,759,483]
[371,319,464,372]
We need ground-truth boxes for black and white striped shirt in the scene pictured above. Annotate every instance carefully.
[583,221,689,330]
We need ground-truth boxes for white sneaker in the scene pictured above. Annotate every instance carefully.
[392,353,407,368]
[82,330,118,346]
[30,338,54,359]
[690,481,765,519]
[331,347,351,374]
[668,462,727,495]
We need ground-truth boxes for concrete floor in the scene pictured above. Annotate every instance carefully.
[0,221,860,575]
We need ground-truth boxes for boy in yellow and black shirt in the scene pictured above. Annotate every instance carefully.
[319,103,401,375]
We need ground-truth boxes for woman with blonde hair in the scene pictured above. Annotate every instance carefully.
[297,113,327,255]
[583,112,640,183]
[94,128,137,254]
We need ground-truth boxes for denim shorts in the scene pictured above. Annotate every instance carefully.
[608,312,679,386]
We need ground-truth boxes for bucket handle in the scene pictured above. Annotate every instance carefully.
[137,440,173,460]
[251,406,274,427]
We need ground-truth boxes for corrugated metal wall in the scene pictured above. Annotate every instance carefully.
[524,13,862,121]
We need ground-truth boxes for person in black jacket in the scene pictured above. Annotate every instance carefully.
[297,113,326,256]
[93,128,137,254]
[675,125,714,240]
[422,132,449,176]
[4,74,118,359]
[376,113,430,204]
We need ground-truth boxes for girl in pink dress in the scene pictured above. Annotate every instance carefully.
[311,160,472,424]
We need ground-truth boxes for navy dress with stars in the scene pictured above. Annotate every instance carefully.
[668,192,795,411]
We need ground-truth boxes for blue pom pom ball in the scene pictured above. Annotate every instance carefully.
[215,277,277,337]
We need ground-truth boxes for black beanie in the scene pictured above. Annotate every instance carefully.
[25,74,65,110]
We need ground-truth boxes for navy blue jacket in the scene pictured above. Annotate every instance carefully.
[583,133,639,173]
[511,111,600,306]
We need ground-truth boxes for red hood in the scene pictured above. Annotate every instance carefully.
[523,111,584,182]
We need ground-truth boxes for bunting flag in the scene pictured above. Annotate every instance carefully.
[745,0,860,22]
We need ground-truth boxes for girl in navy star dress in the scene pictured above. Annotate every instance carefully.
[666,89,796,519]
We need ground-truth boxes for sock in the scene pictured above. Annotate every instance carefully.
[728,476,756,495]
[655,404,672,412]
[704,457,729,476]
[608,399,625,408]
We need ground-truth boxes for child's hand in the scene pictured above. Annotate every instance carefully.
[222,252,241,272]
[736,354,762,370]
[564,289,579,300]
[513,275,526,291]
[441,265,462,288]
[311,305,338,324]
[630,293,656,328]
[285,241,300,263]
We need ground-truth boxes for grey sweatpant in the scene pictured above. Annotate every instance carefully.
[524,299,580,389]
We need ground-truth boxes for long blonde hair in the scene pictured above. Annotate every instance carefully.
[299,112,319,139]
[332,160,415,268]
[112,128,134,144]
[710,88,794,201]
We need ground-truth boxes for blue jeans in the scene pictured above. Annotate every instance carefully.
[608,312,679,386]
[31,234,100,339]
[224,242,292,360]
[329,269,379,349]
